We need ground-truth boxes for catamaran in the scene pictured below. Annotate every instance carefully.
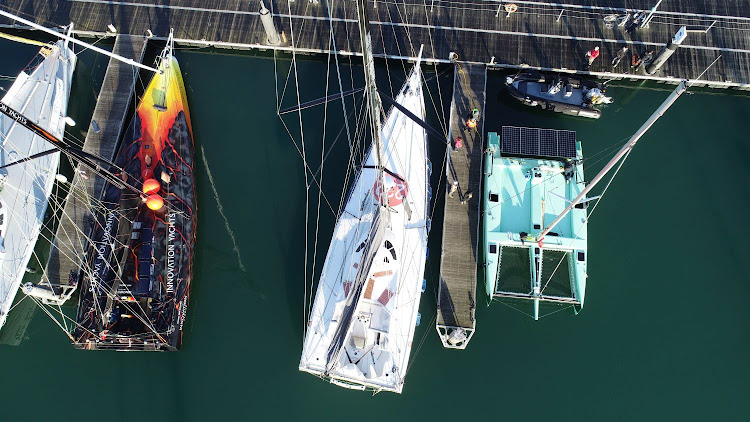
[73,33,196,351]
[483,127,587,318]
[298,0,429,393]
[0,30,76,330]
[484,82,687,319]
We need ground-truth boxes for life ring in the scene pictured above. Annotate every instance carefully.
[505,3,518,13]
[373,173,409,207]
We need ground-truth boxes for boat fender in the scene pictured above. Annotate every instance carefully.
[505,76,513,85]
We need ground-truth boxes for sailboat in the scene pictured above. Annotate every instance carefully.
[484,82,687,319]
[0,30,76,331]
[298,0,429,393]
[73,33,196,351]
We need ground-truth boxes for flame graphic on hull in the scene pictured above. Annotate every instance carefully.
[75,55,197,351]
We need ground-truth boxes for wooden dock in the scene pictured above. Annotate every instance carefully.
[436,62,485,349]
[45,34,148,289]
[2,1,750,87]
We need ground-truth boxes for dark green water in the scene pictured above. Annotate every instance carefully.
[0,38,748,421]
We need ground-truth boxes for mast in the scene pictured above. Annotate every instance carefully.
[0,9,161,74]
[537,80,688,244]
[354,0,386,204]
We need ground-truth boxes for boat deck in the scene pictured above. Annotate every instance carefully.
[436,62,485,349]
[45,35,148,289]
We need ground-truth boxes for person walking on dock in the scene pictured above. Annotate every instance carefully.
[585,46,600,66]
[612,46,628,68]
[631,51,641,70]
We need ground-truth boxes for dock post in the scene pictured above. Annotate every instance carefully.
[259,1,282,46]
[646,26,687,75]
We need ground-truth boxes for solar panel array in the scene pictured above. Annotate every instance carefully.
[500,126,576,159]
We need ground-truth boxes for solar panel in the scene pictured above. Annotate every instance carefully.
[500,126,577,159]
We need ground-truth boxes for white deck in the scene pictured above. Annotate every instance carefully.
[300,63,428,393]
[0,41,75,329]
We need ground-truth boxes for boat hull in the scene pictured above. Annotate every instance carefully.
[505,71,605,119]
[0,42,75,331]
[74,55,196,351]
[299,63,428,393]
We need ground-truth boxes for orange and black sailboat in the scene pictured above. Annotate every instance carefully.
[74,35,196,351]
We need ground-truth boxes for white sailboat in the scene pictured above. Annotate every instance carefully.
[298,1,429,393]
[0,32,76,330]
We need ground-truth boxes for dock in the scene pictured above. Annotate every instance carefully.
[45,34,148,289]
[2,1,750,87]
[436,62,485,349]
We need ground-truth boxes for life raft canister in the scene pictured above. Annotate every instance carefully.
[373,173,409,207]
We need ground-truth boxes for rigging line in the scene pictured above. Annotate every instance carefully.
[308,37,335,329]
[420,1,448,134]
[277,117,337,215]
[7,291,28,312]
[495,295,536,318]
[25,295,74,341]
[286,0,312,341]
[322,0,355,155]
[29,249,70,333]
[375,5,396,99]
[538,304,575,319]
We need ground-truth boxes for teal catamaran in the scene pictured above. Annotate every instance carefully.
[483,81,687,319]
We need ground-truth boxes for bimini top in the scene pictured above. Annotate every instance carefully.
[483,128,588,319]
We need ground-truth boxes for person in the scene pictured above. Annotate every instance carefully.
[612,46,628,67]
[631,51,640,69]
[461,191,473,205]
[454,136,463,150]
[585,46,600,65]
[448,179,459,198]
[641,50,655,65]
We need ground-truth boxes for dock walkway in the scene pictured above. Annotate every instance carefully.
[2,1,750,87]
[45,34,148,289]
[436,62,485,349]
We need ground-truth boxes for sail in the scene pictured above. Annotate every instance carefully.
[74,46,196,351]
[0,41,75,330]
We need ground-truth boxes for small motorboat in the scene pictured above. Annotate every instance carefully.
[505,71,612,119]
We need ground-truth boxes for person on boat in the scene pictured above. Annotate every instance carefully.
[585,46,600,65]
[612,46,628,67]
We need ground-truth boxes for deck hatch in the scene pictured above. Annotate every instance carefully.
[501,126,576,159]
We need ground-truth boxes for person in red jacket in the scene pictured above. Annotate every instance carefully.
[586,46,600,65]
